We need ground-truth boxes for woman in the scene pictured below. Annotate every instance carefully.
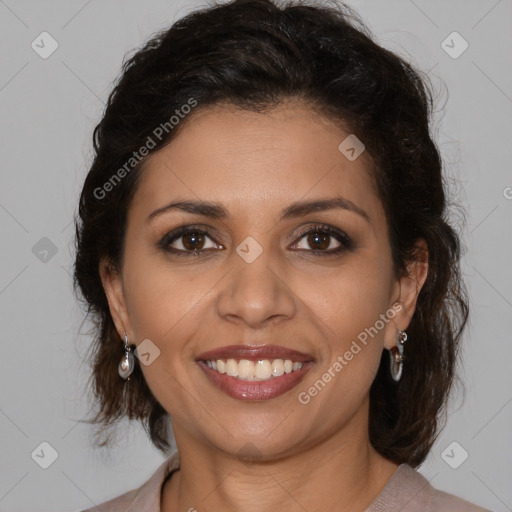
[73,0,492,510]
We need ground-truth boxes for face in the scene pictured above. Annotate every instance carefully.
[101,101,424,460]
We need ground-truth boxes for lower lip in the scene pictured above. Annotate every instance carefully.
[197,360,314,400]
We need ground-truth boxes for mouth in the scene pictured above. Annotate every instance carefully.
[196,344,315,400]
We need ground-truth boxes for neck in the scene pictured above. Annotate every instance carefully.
[161,419,398,512]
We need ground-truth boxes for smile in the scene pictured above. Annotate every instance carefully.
[204,358,304,381]
[196,344,315,400]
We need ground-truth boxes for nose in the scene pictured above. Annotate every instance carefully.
[216,246,297,329]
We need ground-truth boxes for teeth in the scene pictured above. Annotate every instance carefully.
[217,359,226,374]
[272,359,285,377]
[226,359,238,377]
[238,359,254,380]
[255,359,272,380]
[206,358,304,380]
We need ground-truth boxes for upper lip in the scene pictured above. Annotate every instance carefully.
[196,344,314,362]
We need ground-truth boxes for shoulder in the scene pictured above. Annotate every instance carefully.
[78,450,180,512]
[429,485,493,512]
[367,464,493,512]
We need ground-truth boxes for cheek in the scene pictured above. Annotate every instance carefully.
[305,255,394,390]
[120,254,203,417]
[295,276,392,422]
[121,245,207,340]
[312,257,394,343]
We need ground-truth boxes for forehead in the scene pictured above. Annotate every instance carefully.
[129,102,383,226]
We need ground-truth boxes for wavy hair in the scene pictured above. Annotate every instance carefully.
[73,0,468,466]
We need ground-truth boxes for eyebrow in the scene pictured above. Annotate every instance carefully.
[146,196,369,223]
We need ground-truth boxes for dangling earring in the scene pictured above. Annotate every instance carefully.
[389,330,407,382]
[118,331,135,380]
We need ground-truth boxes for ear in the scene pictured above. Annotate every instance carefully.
[99,256,133,342]
[383,239,429,350]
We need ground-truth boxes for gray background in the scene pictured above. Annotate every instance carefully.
[0,0,511,511]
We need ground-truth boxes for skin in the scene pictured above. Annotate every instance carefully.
[100,100,428,512]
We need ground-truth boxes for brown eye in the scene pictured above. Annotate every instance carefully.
[305,231,332,251]
[291,224,353,255]
[158,226,224,255]
[181,231,206,251]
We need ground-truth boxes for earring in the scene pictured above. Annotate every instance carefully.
[389,330,407,382]
[118,331,135,380]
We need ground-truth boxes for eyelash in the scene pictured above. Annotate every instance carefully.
[157,223,354,257]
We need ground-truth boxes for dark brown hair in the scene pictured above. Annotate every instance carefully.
[73,0,468,466]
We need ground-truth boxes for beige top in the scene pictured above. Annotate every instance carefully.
[81,451,492,512]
